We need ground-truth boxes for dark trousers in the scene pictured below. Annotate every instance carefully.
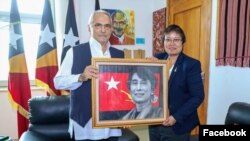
[76,137,119,141]
[149,125,190,141]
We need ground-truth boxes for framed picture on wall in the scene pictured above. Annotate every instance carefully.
[153,7,166,55]
[104,9,135,45]
[91,58,169,128]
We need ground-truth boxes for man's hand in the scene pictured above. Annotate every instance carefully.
[78,65,98,82]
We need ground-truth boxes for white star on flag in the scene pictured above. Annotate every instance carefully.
[63,28,79,48]
[105,76,120,91]
[9,25,22,50]
[39,24,56,47]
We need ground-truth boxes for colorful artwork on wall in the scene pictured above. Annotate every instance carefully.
[104,9,135,45]
[153,8,166,55]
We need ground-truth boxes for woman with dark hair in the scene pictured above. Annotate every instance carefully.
[148,24,204,141]
[122,67,163,119]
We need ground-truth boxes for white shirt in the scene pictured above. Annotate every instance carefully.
[112,33,125,44]
[169,64,174,76]
[54,37,121,140]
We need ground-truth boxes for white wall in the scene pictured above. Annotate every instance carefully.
[207,0,250,124]
[0,89,17,139]
[153,0,166,11]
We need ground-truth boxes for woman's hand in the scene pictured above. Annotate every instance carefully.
[162,115,176,126]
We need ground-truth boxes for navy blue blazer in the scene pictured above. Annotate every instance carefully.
[155,52,204,134]
[70,42,124,127]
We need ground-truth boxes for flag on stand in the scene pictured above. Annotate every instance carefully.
[95,0,100,10]
[61,0,79,64]
[8,0,31,138]
[36,0,61,96]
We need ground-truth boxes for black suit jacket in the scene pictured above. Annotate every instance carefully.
[155,52,204,134]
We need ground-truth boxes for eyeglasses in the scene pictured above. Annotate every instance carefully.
[93,23,112,30]
[165,38,182,44]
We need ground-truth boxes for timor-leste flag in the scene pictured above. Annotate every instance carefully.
[98,65,161,120]
[8,0,31,138]
[61,0,79,64]
[95,0,100,10]
[36,0,61,96]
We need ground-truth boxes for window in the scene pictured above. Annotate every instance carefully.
[0,0,44,81]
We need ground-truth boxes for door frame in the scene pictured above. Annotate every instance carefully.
[166,0,212,133]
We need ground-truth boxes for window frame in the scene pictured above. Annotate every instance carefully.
[0,10,42,87]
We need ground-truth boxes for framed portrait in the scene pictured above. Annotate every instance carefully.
[153,7,166,55]
[104,9,135,45]
[91,58,170,128]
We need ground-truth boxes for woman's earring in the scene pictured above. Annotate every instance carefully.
[151,95,158,103]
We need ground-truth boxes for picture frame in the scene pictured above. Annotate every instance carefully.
[91,58,170,128]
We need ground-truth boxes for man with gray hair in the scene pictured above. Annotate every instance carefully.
[54,10,124,141]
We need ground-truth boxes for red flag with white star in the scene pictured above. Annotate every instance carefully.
[99,71,160,112]
[98,65,161,120]
[99,72,135,111]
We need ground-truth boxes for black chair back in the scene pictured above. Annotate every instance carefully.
[28,95,72,141]
[225,102,250,125]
